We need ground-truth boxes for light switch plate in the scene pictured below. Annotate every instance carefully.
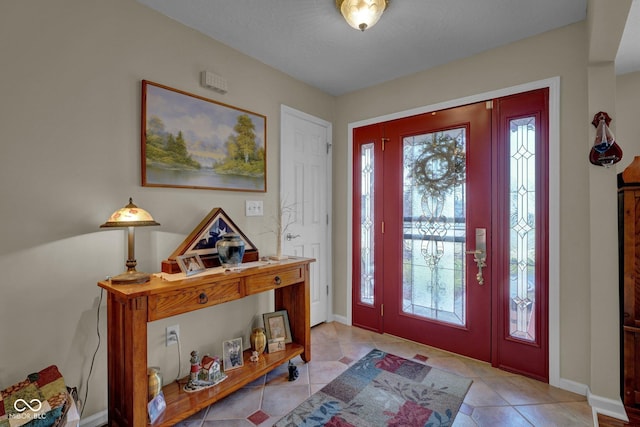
[246,200,263,216]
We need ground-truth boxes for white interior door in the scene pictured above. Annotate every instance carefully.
[280,105,331,326]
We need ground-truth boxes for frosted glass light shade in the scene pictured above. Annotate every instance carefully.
[101,197,159,228]
[337,0,388,31]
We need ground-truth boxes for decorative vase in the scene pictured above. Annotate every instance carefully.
[216,233,245,267]
[147,367,162,402]
[250,327,267,354]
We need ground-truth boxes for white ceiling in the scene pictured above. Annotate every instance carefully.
[137,0,639,96]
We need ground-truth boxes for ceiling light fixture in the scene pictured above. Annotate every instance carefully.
[336,0,389,32]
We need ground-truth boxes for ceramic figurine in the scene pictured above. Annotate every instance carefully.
[288,361,299,381]
[200,354,223,381]
[189,350,200,383]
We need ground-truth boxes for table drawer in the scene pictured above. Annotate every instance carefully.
[245,266,303,295]
[148,278,242,321]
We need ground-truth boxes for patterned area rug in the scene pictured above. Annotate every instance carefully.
[275,349,472,427]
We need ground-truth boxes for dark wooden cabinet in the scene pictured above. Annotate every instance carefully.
[618,157,640,412]
[98,257,313,427]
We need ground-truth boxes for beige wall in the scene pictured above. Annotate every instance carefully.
[2,0,639,421]
[0,0,334,418]
[617,71,640,169]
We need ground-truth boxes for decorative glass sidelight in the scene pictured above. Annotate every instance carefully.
[360,143,375,305]
[402,129,466,325]
[509,117,536,341]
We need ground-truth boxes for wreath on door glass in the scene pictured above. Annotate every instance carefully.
[410,134,466,197]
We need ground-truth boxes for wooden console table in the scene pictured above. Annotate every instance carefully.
[98,257,313,427]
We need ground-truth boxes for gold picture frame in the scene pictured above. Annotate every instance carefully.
[141,80,266,192]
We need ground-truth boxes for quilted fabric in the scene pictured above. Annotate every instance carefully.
[0,366,67,427]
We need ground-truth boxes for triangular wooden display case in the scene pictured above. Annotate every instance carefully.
[161,207,259,274]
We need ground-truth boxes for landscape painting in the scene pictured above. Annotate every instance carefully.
[141,80,266,192]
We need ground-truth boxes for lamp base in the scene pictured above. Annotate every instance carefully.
[110,270,151,285]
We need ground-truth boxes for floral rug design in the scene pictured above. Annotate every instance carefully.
[274,349,472,427]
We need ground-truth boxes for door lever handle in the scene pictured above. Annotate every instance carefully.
[286,233,300,241]
[465,250,487,285]
[466,228,487,285]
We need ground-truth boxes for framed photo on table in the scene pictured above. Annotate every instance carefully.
[222,338,244,371]
[176,253,205,276]
[263,310,292,344]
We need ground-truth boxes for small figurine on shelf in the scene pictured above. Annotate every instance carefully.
[288,361,299,381]
[201,354,223,382]
[211,358,225,383]
[189,351,200,383]
[250,351,260,363]
[183,353,227,393]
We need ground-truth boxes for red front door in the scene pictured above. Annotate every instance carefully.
[352,89,549,380]
[385,101,491,361]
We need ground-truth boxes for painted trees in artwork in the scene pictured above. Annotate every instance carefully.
[145,116,201,170]
[145,113,264,178]
[215,114,265,177]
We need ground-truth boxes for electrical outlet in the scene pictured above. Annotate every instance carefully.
[166,325,179,346]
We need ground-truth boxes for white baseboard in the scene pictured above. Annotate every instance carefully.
[587,389,628,426]
[513,376,629,426]
[554,377,589,395]
[80,410,107,427]
[331,314,349,325]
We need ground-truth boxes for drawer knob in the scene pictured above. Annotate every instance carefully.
[198,292,209,304]
[274,276,282,285]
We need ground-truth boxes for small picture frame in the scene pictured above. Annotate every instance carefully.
[147,390,166,424]
[177,253,206,276]
[222,338,244,371]
[263,310,292,345]
[268,337,286,353]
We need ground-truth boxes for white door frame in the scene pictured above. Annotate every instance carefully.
[345,77,562,389]
[280,104,333,325]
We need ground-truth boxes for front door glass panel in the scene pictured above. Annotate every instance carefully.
[360,142,375,306]
[402,129,466,326]
[509,117,536,341]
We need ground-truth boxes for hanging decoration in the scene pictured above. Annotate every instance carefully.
[410,133,466,197]
[589,111,623,167]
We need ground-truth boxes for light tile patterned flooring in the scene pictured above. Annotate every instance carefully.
[175,322,594,427]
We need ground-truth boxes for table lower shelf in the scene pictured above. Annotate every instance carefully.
[151,343,304,426]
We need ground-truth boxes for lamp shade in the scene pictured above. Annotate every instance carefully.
[336,0,388,31]
[100,197,160,228]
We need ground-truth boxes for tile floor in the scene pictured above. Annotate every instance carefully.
[175,322,594,427]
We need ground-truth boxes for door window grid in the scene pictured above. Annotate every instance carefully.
[509,117,536,341]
